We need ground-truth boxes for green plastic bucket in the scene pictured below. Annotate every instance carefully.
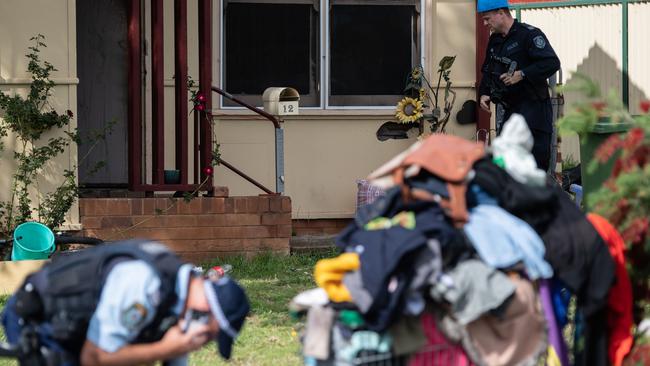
[11,222,55,261]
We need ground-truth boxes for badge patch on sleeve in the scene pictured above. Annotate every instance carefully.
[120,303,148,330]
[533,35,546,49]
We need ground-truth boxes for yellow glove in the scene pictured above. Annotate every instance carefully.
[314,253,360,302]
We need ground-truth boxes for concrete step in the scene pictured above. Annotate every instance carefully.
[290,234,336,253]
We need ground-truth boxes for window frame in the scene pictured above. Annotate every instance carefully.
[218,0,426,110]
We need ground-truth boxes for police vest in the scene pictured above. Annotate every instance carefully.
[15,240,184,355]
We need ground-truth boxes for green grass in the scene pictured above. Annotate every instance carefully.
[191,250,335,365]
[0,250,335,365]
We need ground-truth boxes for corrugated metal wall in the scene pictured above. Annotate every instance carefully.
[518,2,650,163]
[521,5,623,102]
[629,1,650,115]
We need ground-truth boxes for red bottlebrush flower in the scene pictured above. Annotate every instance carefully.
[66,110,74,118]
[595,134,623,163]
[614,130,650,173]
[611,158,624,178]
[630,146,650,168]
[197,93,207,103]
[203,166,213,176]
[616,198,630,217]
[196,104,205,111]
[622,127,645,151]
[640,100,650,113]
[610,198,631,226]
[604,178,618,194]
[621,217,649,245]
[591,101,606,111]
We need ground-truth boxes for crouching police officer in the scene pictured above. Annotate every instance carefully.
[478,0,561,171]
[1,240,250,366]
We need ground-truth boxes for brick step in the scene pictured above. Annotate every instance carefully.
[79,196,291,259]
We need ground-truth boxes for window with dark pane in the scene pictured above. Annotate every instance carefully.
[329,4,419,106]
[224,2,320,107]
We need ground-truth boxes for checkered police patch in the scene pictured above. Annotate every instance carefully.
[121,303,148,330]
[533,35,546,49]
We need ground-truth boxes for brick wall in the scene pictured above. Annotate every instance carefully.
[292,218,352,236]
[79,196,291,263]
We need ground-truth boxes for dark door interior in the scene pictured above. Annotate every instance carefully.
[76,0,129,186]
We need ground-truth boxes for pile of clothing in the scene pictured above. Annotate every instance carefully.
[291,115,634,366]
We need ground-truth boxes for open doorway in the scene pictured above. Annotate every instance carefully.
[76,0,129,191]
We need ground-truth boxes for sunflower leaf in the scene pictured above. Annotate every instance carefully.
[438,56,456,72]
[404,83,419,93]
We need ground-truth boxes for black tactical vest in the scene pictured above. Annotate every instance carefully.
[15,240,184,355]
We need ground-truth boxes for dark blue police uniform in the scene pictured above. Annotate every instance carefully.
[479,20,560,171]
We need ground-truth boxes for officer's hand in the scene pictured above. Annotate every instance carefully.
[159,323,211,359]
[500,71,523,86]
[479,95,491,113]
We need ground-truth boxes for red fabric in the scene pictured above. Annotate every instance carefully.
[587,213,634,366]
[409,313,473,366]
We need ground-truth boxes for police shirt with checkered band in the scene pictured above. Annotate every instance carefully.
[86,260,195,365]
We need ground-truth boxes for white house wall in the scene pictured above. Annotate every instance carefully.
[0,0,80,230]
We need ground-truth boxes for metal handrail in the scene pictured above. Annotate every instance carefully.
[217,158,275,195]
[210,85,285,194]
[211,86,281,129]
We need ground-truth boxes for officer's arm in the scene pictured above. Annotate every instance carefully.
[80,323,209,366]
[520,30,560,83]
[478,51,492,97]
[80,338,170,365]
[81,261,195,365]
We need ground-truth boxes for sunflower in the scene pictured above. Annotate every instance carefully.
[395,97,424,123]
[411,66,423,81]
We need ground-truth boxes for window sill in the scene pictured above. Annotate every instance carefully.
[211,108,396,120]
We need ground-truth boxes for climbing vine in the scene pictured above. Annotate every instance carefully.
[0,35,110,235]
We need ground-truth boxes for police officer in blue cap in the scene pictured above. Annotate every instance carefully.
[1,240,250,365]
[477,0,560,171]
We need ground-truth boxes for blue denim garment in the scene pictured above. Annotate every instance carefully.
[464,204,553,280]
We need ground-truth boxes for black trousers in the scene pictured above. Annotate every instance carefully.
[502,98,553,172]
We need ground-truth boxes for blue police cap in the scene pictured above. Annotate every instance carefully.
[477,0,509,13]
[203,276,250,359]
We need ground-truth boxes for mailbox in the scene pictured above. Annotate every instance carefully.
[263,87,300,116]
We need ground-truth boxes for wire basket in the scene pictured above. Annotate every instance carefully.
[307,344,474,366]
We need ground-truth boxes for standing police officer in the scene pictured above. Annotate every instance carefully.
[1,240,250,366]
[477,0,560,171]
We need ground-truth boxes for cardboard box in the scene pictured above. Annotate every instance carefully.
[0,260,47,295]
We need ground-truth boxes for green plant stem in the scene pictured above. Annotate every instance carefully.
[78,133,106,166]
[434,70,443,109]
[0,35,82,233]
[423,76,436,104]
[5,138,30,232]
